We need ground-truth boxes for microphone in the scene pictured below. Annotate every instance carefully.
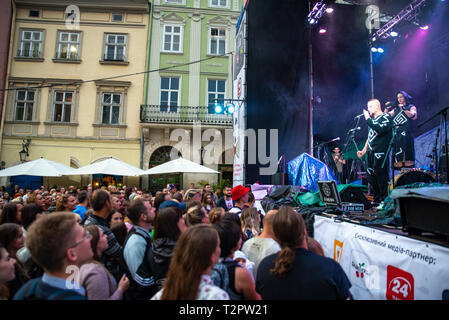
[354,113,364,119]
[330,137,340,142]
[348,127,361,132]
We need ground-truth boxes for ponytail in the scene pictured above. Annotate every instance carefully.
[270,246,295,276]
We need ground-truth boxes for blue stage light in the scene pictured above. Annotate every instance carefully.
[377,47,384,53]
[226,104,235,114]
[214,104,223,113]
[390,31,398,37]
[371,47,378,52]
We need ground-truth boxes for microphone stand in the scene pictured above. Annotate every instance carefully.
[417,106,449,184]
[343,116,362,184]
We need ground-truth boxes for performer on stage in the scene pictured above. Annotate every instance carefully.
[384,91,417,168]
[357,99,393,205]
[332,146,346,184]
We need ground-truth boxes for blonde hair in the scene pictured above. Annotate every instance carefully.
[240,207,260,237]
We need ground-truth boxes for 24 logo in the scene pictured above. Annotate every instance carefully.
[386,265,414,300]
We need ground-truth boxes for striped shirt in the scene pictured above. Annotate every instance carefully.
[84,214,121,259]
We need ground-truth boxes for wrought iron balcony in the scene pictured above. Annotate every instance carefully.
[140,105,232,126]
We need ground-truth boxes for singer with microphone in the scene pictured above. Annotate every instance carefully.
[384,90,417,168]
[357,99,393,206]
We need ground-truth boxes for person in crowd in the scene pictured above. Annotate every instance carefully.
[124,187,133,202]
[203,184,218,204]
[42,192,52,211]
[16,204,44,279]
[256,206,352,300]
[241,210,280,280]
[111,195,120,211]
[25,191,45,210]
[107,210,125,229]
[110,222,128,247]
[14,212,92,300]
[152,224,229,300]
[212,219,260,300]
[0,223,29,299]
[0,245,16,300]
[151,206,186,288]
[153,192,171,212]
[167,184,177,198]
[209,207,226,225]
[123,198,158,300]
[216,185,233,212]
[80,225,129,300]
[185,201,210,226]
[84,190,122,276]
[201,192,216,214]
[55,194,78,212]
[73,191,89,223]
[3,192,11,205]
[240,208,261,240]
[307,236,325,257]
[229,185,250,216]
[242,191,256,211]
[171,192,183,203]
[0,202,22,225]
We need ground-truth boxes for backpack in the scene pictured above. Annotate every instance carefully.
[210,259,243,300]
[13,278,85,300]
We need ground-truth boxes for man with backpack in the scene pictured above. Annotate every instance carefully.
[122,198,158,299]
[14,212,93,300]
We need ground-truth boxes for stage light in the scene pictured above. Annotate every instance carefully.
[214,104,223,113]
[309,18,316,24]
[377,47,384,53]
[326,7,334,13]
[371,47,378,53]
[319,28,327,34]
[372,36,376,42]
[420,25,429,30]
[226,104,235,114]
[390,31,398,37]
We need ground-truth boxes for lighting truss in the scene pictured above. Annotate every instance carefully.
[307,1,327,25]
[371,0,427,42]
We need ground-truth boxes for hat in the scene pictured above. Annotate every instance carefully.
[159,200,186,210]
[231,185,250,201]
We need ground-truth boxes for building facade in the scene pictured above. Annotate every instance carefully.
[0,0,150,188]
[142,0,243,192]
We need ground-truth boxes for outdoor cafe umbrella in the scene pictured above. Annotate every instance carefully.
[0,157,79,177]
[73,157,144,176]
[142,157,219,175]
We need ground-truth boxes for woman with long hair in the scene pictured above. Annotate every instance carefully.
[152,224,229,300]
[385,90,418,168]
[56,194,78,212]
[0,223,29,299]
[0,245,16,300]
[240,207,261,240]
[201,192,215,214]
[255,206,352,300]
[79,225,129,300]
[0,202,22,225]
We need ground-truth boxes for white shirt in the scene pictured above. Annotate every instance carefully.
[241,237,281,280]
[151,274,230,300]
[225,199,233,210]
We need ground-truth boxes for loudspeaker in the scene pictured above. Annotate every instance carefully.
[271,173,288,185]
[339,185,372,209]
[439,155,448,182]
[398,197,449,237]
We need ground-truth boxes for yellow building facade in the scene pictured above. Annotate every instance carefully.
[1,0,150,188]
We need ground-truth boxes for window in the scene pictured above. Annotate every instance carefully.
[210,0,228,7]
[18,30,43,58]
[56,32,80,60]
[165,0,184,4]
[207,79,225,113]
[104,34,126,61]
[14,90,35,121]
[163,25,182,53]
[101,93,121,124]
[160,77,179,112]
[112,14,123,22]
[209,28,226,55]
[53,91,73,122]
[29,10,40,17]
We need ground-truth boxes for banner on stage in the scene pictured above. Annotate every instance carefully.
[314,215,449,300]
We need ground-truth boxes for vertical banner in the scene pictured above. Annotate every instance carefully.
[233,7,247,187]
[314,215,449,300]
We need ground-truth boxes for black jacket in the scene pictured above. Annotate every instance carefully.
[216,197,234,212]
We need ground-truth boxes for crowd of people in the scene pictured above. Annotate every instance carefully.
[0,181,352,300]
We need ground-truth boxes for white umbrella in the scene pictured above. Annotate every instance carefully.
[142,158,219,175]
[73,157,144,176]
[0,157,79,177]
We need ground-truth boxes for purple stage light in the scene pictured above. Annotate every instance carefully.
[319,28,327,34]
[326,7,334,13]
[420,25,429,30]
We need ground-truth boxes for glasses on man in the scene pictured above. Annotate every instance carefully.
[69,230,92,249]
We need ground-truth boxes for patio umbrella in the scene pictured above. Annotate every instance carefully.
[142,158,219,175]
[73,157,144,176]
[0,157,79,177]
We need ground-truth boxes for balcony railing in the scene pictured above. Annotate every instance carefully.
[140,105,232,126]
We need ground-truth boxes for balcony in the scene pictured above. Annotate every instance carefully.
[140,105,232,126]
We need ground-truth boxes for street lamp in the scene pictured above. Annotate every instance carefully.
[19,139,31,162]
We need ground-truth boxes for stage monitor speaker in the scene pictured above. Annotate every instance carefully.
[439,155,447,182]
[339,185,372,209]
[398,197,449,237]
[271,173,288,185]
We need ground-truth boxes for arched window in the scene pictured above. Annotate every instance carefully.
[148,146,182,194]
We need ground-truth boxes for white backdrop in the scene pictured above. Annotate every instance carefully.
[314,215,449,300]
